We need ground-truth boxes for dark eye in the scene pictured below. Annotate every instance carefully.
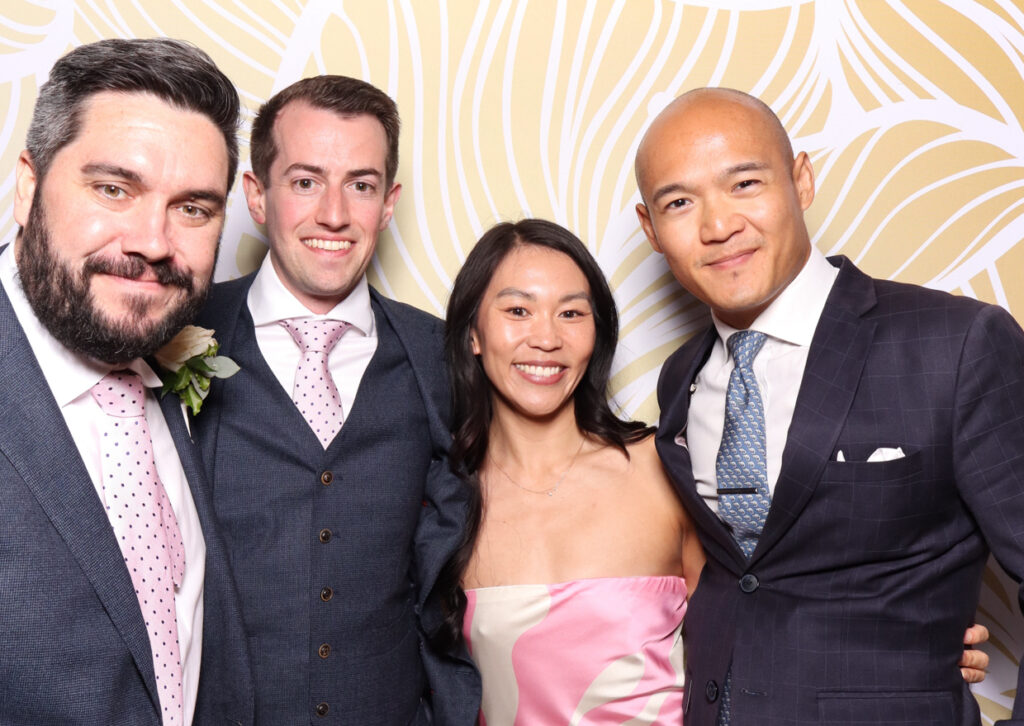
[666,198,689,209]
[507,306,528,317]
[353,181,373,193]
[735,179,759,190]
[295,178,315,190]
[179,204,209,220]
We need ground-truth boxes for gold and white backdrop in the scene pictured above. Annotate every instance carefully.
[2,0,1024,719]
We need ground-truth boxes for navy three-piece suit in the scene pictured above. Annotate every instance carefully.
[193,274,480,725]
[0,283,254,724]
[657,256,1024,725]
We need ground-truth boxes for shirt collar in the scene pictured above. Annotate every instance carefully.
[711,245,839,349]
[0,243,162,407]
[247,252,375,336]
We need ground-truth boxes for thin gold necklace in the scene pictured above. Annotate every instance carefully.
[488,436,587,497]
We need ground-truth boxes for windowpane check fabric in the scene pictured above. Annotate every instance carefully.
[91,371,185,725]
[280,319,351,448]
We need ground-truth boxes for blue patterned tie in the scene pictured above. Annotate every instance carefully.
[715,330,768,726]
[716,330,770,558]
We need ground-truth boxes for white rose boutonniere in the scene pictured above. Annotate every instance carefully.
[155,325,240,415]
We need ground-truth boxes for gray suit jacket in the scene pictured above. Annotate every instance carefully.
[0,281,254,725]
[657,256,1024,726]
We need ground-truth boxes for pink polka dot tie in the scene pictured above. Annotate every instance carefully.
[280,319,351,448]
[91,371,184,726]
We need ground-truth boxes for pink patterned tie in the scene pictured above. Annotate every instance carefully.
[91,371,184,726]
[280,319,351,448]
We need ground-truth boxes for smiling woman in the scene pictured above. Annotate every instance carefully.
[438,218,705,725]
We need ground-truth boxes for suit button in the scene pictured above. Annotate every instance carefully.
[739,573,759,593]
[318,643,331,659]
[705,679,719,702]
[318,528,332,543]
[315,702,329,716]
[320,471,333,486]
[320,587,333,602]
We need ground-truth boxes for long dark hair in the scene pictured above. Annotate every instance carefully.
[432,219,653,650]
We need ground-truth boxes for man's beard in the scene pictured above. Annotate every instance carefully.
[17,194,212,365]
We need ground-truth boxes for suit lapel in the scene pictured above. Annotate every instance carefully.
[753,257,878,560]
[657,326,747,565]
[0,291,160,711]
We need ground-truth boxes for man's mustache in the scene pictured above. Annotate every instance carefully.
[82,254,194,292]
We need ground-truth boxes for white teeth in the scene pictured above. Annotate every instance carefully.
[304,238,352,251]
[515,364,562,377]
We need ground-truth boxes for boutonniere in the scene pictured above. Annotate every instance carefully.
[155,325,240,416]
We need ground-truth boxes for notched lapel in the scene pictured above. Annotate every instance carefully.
[657,327,744,564]
[0,328,161,713]
[755,259,878,559]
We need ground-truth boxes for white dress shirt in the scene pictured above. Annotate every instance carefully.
[684,247,839,514]
[247,254,377,418]
[0,244,205,723]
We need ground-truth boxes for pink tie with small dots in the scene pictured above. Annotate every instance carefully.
[91,371,184,726]
[280,319,351,448]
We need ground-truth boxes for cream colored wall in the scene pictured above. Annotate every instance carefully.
[2,1,1023,719]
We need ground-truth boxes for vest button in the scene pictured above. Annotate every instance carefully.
[320,470,333,486]
[315,702,329,717]
[739,573,760,593]
[318,643,331,659]
[705,679,719,702]
[320,587,334,602]
[318,528,332,543]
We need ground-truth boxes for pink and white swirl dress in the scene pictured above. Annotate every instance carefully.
[463,575,687,725]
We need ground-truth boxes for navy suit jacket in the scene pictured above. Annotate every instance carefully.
[0,283,254,724]
[657,256,1024,726]
[193,274,480,725]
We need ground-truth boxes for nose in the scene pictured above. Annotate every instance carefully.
[121,203,173,261]
[699,194,743,244]
[527,314,562,351]
[315,188,350,230]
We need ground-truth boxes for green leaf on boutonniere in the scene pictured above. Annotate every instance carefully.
[156,325,240,416]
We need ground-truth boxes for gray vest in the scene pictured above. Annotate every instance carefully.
[201,300,431,725]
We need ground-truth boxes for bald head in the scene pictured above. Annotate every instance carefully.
[632,86,815,329]
[636,88,794,202]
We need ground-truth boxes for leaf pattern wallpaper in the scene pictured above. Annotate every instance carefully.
[2,1,1023,719]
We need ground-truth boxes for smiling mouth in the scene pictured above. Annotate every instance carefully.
[303,238,352,251]
[514,363,565,378]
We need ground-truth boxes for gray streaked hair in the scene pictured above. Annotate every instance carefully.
[26,37,241,190]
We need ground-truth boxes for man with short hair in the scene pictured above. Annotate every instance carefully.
[193,75,480,725]
[0,38,252,724]
[636,87,1024,725]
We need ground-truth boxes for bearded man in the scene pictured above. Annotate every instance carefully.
[0,38,253,725]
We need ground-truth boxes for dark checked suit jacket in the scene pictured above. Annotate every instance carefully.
[0,281,254,725]
[193,273,480,725]
[657,256,1024,726]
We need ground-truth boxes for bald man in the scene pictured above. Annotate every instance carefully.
[635,87,1024,726]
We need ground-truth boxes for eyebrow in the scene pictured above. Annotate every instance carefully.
[495,288,592,304]
[282,162,383,180]
[649,161,772,203]
[81,162,226,210]
[81,163,142,184]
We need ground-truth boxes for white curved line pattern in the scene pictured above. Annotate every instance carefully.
[2,1,1024,719]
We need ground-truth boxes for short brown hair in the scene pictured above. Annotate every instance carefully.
[249,75,400,186]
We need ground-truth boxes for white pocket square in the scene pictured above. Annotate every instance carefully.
[835,446,905,462]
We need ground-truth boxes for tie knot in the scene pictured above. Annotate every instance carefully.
[281,319,351,353]
[727,330,767,369]
[91,371,146,417]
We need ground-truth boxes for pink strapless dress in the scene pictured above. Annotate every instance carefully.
[463,575,687,725]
